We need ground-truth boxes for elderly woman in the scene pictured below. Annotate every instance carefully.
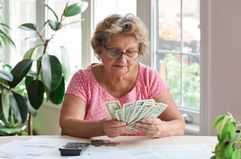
[60,14,185,138]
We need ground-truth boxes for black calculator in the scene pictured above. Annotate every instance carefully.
[59,142,90,156]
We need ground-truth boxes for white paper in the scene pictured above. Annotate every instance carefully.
[80,144,213,159]
[0,137,79,159]
[0,137,213,159]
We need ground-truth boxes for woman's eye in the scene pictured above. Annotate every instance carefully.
[126,50,136,54]
[112,49,121,53]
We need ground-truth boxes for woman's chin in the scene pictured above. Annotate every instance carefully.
[112,66,129,75]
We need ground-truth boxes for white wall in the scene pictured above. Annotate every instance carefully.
[33,103,61,135]
[204,0,241,135]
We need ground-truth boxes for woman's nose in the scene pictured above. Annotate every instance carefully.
[117,52,128,61]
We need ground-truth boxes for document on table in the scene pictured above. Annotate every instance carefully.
[0,137,213,159]
[81,144,213,159]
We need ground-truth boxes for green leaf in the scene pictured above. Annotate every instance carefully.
[231,149,240,159]
[48,19,62,31]
[1,90,10,122]
[0,23,11,29]
[215,142,224,159]
[26,100,37,117]
[43,3,59,21]
[25,76,34,88]
[0,126,26,135]
[224,143,233,159]
[12,92,29,123]
[0,96,4,122]
[214,142,222,157]
[9,93,22,124]
[0,125,26,135]
[27,79,45,110]
[60,46,70,81]
[0,29,15,47]
[5,110,18,128]
[213,115,225,128]
[37,57,42,75]
[49,76,65,104]
[41,54,62,91]
[23,47,37,60]
[19,23,37,31]
[79,1,88,13]
[9,59,33,88]
[210,156,216,159]
[216,116,229,141]
[227,122,236,140]
[3,64,12,70]
[220,122,230,142]
[0,69,13,81]
[64,1,88,17]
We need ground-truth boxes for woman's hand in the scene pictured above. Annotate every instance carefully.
[135,118,166,138]
[103,119,130,138]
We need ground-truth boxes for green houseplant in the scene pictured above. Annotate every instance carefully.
[212,112,241,159]
[0,0,88,135]
[0,23,28,135]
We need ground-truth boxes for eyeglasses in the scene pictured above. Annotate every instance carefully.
[104,46,139,60]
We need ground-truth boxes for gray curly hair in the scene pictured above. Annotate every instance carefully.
[91,13,149,57]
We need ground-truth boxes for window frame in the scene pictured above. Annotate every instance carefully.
[152,0,202,126]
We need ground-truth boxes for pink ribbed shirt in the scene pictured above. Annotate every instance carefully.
[66,63,167,121]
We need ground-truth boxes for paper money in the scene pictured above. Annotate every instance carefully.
[104,100,121,119]
[104,99,167,125]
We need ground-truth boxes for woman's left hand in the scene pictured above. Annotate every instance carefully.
[135,118,166,138]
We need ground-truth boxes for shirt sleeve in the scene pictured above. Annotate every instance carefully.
[65,70,88,103]
[146,66,168,99]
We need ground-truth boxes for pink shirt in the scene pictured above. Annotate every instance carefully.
[66,63,168,120]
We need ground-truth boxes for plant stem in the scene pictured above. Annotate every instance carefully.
[60,2,68,21]
[0,82,24,96]
[35,30,45,44]
[27,112,32,135]
[43,39,50,54]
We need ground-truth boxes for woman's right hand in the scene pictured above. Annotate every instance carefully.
[102,119,129,138]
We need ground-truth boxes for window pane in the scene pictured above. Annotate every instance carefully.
[158,0,181,51]
[158,0,200,111]
[183,0,200,53]
[158,52,181,107]
[183,55,200,111]
[94,0,136,25]
[8,0,36,65]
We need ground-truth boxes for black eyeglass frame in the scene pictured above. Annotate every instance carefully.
[104,45,139,60]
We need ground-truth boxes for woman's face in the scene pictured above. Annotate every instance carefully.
[99,33,139,76]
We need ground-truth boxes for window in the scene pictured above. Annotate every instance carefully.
[93,0,136,24]
[4,0,36,65]
[156,0,200,113]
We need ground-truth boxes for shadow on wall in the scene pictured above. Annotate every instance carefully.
[33,103,61,135]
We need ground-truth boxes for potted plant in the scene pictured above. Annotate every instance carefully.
[0,0,88,135]
[0,22,29,135]
[212,112,241,159]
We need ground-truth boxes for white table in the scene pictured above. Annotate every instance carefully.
[0,135,217,158]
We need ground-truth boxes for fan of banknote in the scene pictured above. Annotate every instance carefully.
[104,99,167,125]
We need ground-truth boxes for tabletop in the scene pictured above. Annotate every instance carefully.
[0,135,218,159]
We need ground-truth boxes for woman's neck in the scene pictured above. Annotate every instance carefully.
[92,63,138,98]
[101,63,137,84]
